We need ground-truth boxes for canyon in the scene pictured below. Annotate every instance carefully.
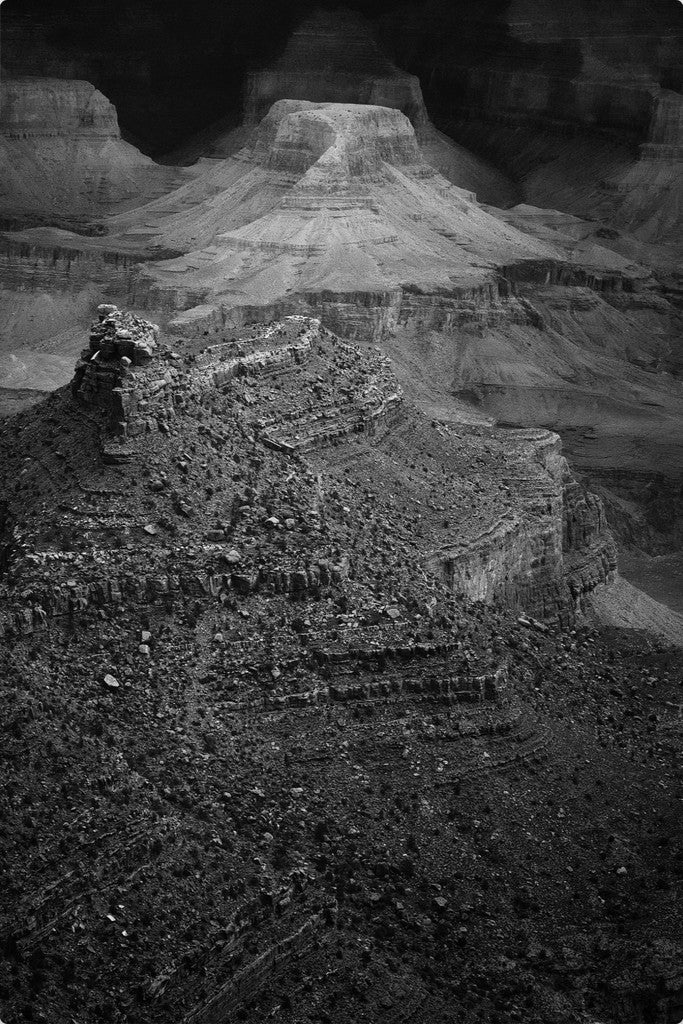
[0,2,681,1023]
[1,83,679,556]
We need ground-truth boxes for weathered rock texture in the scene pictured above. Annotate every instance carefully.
[117,101,562,315]
[0,310,617,642]
[169,8,517,205]
[0,78,190,230]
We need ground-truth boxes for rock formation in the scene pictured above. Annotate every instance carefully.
[106,103,683,544]
[117,100,557,315]
[0,307,619,638]
[2,92,679,556]
[0,77,191,230]
[166,8,517,206]
[0,7,682,1021]
[0,309,680,1024]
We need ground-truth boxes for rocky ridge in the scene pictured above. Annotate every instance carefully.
[1,94,679,559]
[0,308,681,1024]
[0,308,618,643]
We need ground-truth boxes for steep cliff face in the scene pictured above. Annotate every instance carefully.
[0,311,616,637]
[0,78,190,229]
[428,429,616,622]
[167,8,517,205]
[120,101,556,312]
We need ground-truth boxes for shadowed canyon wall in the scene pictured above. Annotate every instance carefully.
[2,0,680,154]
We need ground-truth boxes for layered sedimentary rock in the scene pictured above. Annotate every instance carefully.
[121,101,557,317]
[0,310,617,641]
[376,0,682,247]
[0,78,190,229]
[97,103,681,542]
[167,8,516,205]
[0,78,189,406]
[450,89,683,248]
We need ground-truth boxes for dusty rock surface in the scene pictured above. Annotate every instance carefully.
[0,311,681,1024]
[0,78,193,231]
[165,9,517,207]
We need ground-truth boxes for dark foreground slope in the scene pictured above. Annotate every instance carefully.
[0,311,681,1024]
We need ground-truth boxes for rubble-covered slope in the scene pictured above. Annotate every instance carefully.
[0,310,681,1024]
[0,309,618,636]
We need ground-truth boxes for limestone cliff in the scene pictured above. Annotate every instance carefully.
[0,310,617,640]
[0,78,190,229]
[169,8,517,205]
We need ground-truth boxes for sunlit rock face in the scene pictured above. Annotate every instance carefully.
[244,98,425,178]
[124,100,556,316]
[0,77,191,231]
[0,78,120,138]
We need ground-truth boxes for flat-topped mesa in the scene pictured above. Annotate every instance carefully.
[244,9,428,136]
[243,99,426,182]
[233,7,516,204]
[0,78,120,139]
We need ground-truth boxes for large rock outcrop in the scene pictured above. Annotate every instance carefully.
[0,78,190,230]
[2,96,679,560]
[166,8,517,206]
[0,309,617,643]
[120,101,560,314]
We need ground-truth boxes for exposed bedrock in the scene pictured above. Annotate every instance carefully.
[127,100,651,322]
[245,98,426,178]
[0,78,120,137]
[427,429,616,622]
[164,9,517,205]
[0,233,147,292]
[0,78,191,230]
[0,310,617,636]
